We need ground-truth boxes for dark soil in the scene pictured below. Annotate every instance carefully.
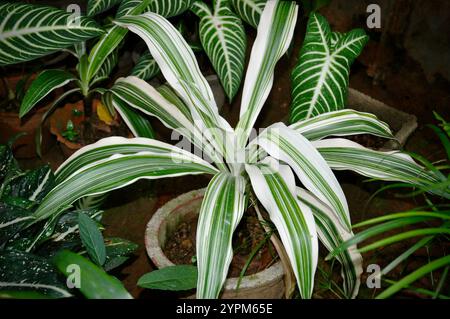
[347,134,388,149]
[163,207,278,278]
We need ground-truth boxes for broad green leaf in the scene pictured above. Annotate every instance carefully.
[289,13,368,123]
[290,109,394,141]
[78,212,106,266]
[34,137,218,220]
[20,70,76,118]
[236,0,298,147]
[256,122,351,230]
[0,250,71,298]
[246,158,318,298]
[230,0,266,28]
[0,203,33,244]
[91,49,119,86]
[52,250,132,299]
[138,265,198,290]
[130,52,160,81]
[147,0,195,18]
[192,0,246,100]
[0,3,103,65]
[111,95,155,138]
[313,138,446,198]
[296,187,362,299]
[87,0,122,16]
[196,173,246,298]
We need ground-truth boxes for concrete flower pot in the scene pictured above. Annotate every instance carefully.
[145,188,285,299]
[347,88,418,150]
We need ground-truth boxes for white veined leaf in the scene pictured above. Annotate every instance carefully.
[196,173,246,298]
[313,138,446,197]
[230,0,266,28]
[147,0,195,18]
[0,2,104,65]
[256,122,351,231]
[246,158,318,299]
[192,0,246,101]
[19,70,76,118]
[87,0,122,16]
[289,13,368,123]
[109,76,224,167]
[130,52,160,81]
[296,187,362,299]
[236,0,298,147]
[111,95,155,138]
[34,137,219,221]
[290,109,394,141]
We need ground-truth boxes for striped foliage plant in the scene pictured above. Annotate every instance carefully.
[6,0,446,299]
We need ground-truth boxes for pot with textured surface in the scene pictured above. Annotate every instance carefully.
[145,188,285,299]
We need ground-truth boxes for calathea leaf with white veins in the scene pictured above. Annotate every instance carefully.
[131,52,160,81]
[0,2,103,65]
[147,0,195,18]
[87,0,122,16]
[192,0,246,101]
[289,13,368,123]
[230,0,267,28]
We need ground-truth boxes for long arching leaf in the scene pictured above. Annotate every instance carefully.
[0,3,103,65]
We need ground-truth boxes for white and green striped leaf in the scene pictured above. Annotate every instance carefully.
[289,13,368,123]
[87,0,122,16]
[296,187,362,299]
[246,157,318,298]
[130,52,160,81]
[192,0,246,101]
[111,95,155,138]
[291,109,394,141]
[196,173,246,298]
[230,0,266,28]
[147,0,194,18]
[313,138,445,195]
[91,49,119,86]
[0,2,103,65]
[19,70,76,118]
[33,137,218,221]
[236,0,298,147]
[256,122,351,231]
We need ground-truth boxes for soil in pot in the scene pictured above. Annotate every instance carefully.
[163,207,279,278]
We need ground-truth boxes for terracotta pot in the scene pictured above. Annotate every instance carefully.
[145,189,285,299]
[49,100,85,158]
[0,107,54,159]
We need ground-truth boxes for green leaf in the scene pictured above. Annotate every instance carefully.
[290,109,394,141]
[0,250,71,298]
[0,3,104,65]
[147,0,195,18]
[87,0,122,16]
[289,13,368,123]
[78,212,106,266]
[20,70,76,118]
[196,173,246,298]
[138,265,198,290]
[236,0,298,147]
[130,52,160,81]
[91,49,119,86]
[111,94,155,138]
[256,123,351,230]
[52,250,132,299]
[192,0,246,100]
[34,137,218,221]
[246,158,318,299]
[0,203,33,244]
[230,0,266,28]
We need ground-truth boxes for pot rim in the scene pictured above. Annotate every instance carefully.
[145,188,284,292]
